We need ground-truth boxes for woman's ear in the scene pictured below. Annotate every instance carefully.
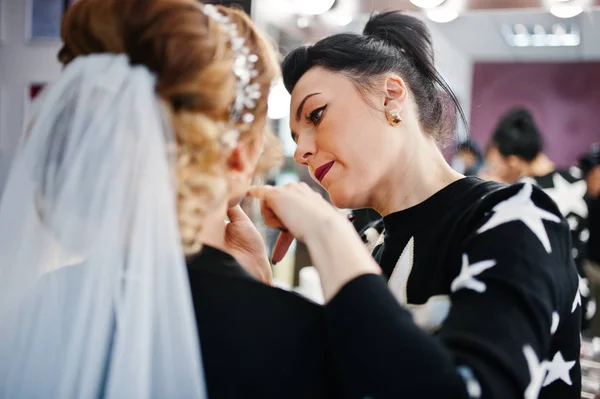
[383,74,408,110]
[226,136,264,178]
[227,145,245,172]
[225,142,251,207]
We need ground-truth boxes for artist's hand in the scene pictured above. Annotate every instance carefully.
[223,205,272,285]
[247,183,350,263]
[248,183,380,301]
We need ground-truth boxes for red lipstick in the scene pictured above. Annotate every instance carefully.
[315,161,334,182]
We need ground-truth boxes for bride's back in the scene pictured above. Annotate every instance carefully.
[0,0,333,397]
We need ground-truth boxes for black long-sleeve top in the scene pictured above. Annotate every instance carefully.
[333,177,582,399]
[524,169,595,329]
[187,246,338,398]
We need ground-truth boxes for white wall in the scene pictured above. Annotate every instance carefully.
[0,0,63,193]
[427,20,474,142]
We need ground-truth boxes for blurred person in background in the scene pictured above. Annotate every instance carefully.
[485,109,554,184]
[485,108,595,329]
[476,144,509,183]
[0,0,338,397]
[250,11,581,399]
[451,139,484,176]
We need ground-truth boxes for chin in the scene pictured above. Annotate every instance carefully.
[327,186,366,210]
[227,181,252,208]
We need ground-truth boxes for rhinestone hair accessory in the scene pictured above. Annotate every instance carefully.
[202,4,261,148]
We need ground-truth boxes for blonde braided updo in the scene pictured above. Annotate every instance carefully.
[59,0,282,255]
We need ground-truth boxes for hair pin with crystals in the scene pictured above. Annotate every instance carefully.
[202,4,261,149]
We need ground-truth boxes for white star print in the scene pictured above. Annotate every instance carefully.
[523,345,547,399]
[457,365,482,398]
[364,227,383,252]
[544,173,588,219]
[570,166,583,179]
[573,274,592,313]
[388,237,451,332]
[587,299,597,320]
[407,297,451,333]
[551,312,560,335]
[451,254,496,294]
[581,228,590,243]
[566,216,579,231]
[579,274,590,297]
[543,351,575,386]
[572,290,581,313]
[520,176,538,186]
[477,183,561,253]
[389,237,415,304]
[374,231,385,248]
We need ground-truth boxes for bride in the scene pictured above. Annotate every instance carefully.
[0,0,334,397]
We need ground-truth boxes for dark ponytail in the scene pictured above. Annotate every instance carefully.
[491,108,543,162]
[282,11,466,146]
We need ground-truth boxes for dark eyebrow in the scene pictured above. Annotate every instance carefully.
[295,93,321,122]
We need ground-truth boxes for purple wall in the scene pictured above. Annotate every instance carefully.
[470,62,600,168]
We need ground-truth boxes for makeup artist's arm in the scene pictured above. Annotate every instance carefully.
[247,183,471,398]
[248,182,578,399]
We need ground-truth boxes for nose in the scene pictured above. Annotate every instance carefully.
[293,132,316,166]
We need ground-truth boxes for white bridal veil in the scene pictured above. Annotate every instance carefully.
[0,54,206,398]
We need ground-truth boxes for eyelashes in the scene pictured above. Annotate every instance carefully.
[292,104,327,144]
[305,105,327,126]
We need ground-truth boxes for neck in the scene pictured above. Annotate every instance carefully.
[370,136,464,216]
[196,202,227,251]
[526,153,555,177]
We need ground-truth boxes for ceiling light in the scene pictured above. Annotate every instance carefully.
[514,24,528,35]
[410,0,445,8]
[531,25,546,46]
[533,25,546,35]
[561,33,580,46]
[550,4,584,18]
[426,8,458,23]
[553,23,567,35]
[293,0,335,15]
[425,0,464,23]
[513,34,531,47]
[502,23,581,47]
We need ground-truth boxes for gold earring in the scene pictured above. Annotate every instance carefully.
[386,110,402,127]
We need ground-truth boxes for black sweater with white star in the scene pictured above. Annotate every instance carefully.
[527,169,589,266]
[527,170,595,329]
[327,177,581,399]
